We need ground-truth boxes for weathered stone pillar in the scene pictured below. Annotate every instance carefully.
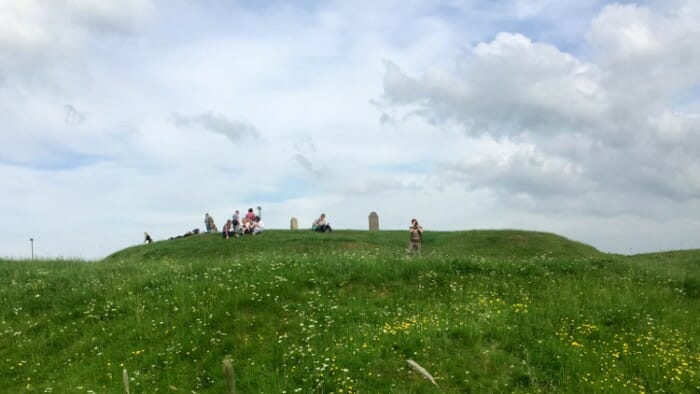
[290,217,298,230]
[369,211,379,231]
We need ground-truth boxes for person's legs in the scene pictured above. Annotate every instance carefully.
[407,241,421,254]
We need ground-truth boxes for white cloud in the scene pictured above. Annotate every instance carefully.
[173,112,260,144]
[63,0,154,32]
[1,0,700,259]
[383,33,608,139]
[588,4,659,57]
[380,2,700,217]
[0,0,153,75]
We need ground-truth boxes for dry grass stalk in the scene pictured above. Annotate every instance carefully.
[406,359,439,388]
[223,358,236,394]
[122,368,129,394]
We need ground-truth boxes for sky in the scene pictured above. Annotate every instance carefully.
[1,0,699,259]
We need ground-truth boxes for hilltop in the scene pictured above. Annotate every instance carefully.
[1,230,699,393]
[105,229,602,262]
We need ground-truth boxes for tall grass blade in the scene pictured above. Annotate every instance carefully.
[223,358,236,394]
[122,368,129,394]
[406,359,439,388]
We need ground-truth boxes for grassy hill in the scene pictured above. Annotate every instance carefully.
[1,230,699,393]
[107,229,601,262]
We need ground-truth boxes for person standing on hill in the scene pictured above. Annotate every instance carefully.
[204,213,217,233]
[407,218,423,254]
[204,213,212,233]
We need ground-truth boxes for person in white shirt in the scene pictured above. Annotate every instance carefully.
[312,213,332,232]
[252,216,264,235]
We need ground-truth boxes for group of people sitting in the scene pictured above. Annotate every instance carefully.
[148,211,336,244]
[217,211,333,236]
[146,213,424,255]
[209,210,328,238]
[222,208,264,239]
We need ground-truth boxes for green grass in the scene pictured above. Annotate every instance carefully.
[1,230,699,393]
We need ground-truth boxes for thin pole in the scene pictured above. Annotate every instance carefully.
[30,238,34,260]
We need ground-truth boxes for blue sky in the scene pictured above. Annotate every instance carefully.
[1,0,699,258]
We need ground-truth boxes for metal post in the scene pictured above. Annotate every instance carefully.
[30,238,34,260]
[257,206,262,219]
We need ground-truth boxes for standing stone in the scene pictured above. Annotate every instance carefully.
[368,211,379,231]
[290,217,299,230]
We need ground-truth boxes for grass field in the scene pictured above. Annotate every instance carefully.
[1,230,699,393]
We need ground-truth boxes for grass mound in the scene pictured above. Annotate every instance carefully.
[105,229,601,262]
[1,230,699,393]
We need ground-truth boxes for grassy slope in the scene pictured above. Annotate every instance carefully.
[107,229,601,261]
[1,230,699,393]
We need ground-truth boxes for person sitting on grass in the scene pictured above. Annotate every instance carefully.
[245,208,256,223]
[170,228,200,240]
[222,219,235,239]
[232,210,241,235]
[144,232,153,243]
[241,218,254,235]
[252,216,264,235]
[312,213,332,232]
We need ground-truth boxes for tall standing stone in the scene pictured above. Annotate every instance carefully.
[290,217,299,230]
[369,211,379,231]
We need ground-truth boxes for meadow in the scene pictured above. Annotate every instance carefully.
[1,230,699,393]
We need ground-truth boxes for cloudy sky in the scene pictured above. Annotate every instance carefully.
[2,0,699,259]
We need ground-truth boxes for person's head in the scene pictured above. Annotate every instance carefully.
[248,208,253,213]
[321,213,326,219]
[411,218,418,226]
[255,216,261,222]
[235,210,240,214]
